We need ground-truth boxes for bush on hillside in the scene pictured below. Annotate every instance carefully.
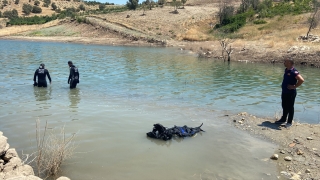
[32,5,42,13]
[8,14,58,25]
[126,0,139,10]
[253,19,267,24]
[2,0,8,6]
[34,0,40,6]
[43,0,50,7]
[79,4,85,11]
[23,3,33,15]
[14,0,19,4]
[51,2,57,10]
[99,4,105,10]
[0,11,2,18]
[3,9,18,19]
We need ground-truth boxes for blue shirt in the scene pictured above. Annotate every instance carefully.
[282,67,299,93]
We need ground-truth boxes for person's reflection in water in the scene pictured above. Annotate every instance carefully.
[68,88,81,112]
[33,86,52,101]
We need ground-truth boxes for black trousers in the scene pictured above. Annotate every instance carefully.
[70,80,78,89]
[37,81,47,87]
[281,92,297,124]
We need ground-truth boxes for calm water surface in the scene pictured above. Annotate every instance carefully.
[0,40,319,179]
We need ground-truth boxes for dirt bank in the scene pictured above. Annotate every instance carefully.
[229,112,320,180]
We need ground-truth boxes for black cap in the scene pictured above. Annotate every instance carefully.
[68,61,73,64]
[39,63,45,68]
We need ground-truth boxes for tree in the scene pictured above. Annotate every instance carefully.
[34,0,40,6]
[32,5,42,13]
[23,3,33,15]
[158,0,165,6]
[306,0,320,38]
[3,9,18,19]
[181,0,187,8]
[2,0,8,6]
[217,0,234,25]
[51,2,57,10]
[145,0,153,10]
[79,4,85,11]
[99,3,105,10]
[126,0,138,10]
[14,0,19,5]
[220,39,234,61]
[43,0,51,7]
[0,11,2,18]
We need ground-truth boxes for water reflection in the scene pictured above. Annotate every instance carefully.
[68,88,81,111]
[33,86,52,101]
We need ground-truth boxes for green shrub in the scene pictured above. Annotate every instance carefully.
[23,3,33,15]
[51,2,57,10]
[99,4,105,10]
[34,0,40,6]
[3,9,18,19]
[32,5,42,13]
[253,19,267,24]
[43,0,50,7]
[14,0,19,4]
[2,0,8,6]
[79,4,85,11]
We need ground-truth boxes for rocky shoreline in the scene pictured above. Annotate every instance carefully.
[0,131,70,180]
[230,112,320,180]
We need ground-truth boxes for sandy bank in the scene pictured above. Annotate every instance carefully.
[230,112,320,180]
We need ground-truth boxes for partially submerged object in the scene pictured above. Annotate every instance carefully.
[146,123,205,141]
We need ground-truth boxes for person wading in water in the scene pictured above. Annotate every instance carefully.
[33,63,51,87]
[68,61,80,89]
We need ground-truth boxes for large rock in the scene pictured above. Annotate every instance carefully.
[3,157,22,173]
[4,148,19,161]
[6,175,42,180]
[0,135,8,156]
[18,165,34,176]
[56,176,71,180]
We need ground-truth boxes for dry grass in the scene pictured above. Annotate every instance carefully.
[34,119,76,179]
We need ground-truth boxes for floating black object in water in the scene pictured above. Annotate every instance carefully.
[146,123,205,141]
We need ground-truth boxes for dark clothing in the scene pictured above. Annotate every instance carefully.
[68,65,79,89]
[282,67,299,94]
[34,68,51,87]
[281,92,296,124]
[280,67,299,123]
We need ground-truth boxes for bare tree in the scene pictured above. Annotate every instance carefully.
[220,39,234,61]
[306,1,319,38]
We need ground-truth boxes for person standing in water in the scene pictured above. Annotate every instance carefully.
[33,63,51,87]
[275,58,304,128]
[68,61,80,89]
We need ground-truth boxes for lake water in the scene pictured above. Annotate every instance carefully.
[0,40,319,180]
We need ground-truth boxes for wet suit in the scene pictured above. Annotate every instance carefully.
[68,65,79,89]
[34,68,51,87]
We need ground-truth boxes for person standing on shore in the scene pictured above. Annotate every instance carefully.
[275,58,304,128]
[68,61,80,89]
[33,63,51,87]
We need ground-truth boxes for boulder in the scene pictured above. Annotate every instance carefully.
[56,176,71,180]
[0,135,8,156]
[27,175,42,180]
[270,154,279,160]
[3,157,22,173]
[18,165,34,176]
[4,148,19,161]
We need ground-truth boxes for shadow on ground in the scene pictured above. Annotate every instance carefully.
[258,121,282,130]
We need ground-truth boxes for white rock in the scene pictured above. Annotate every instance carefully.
[307,137,313,140]
[270,154,279,160]
[305,169,311,173]
[312,148,317,151]
[4,148,19,161]
[284,156,292,161]
[5,143,10,152]
[27,175,42,180]
[280,150,286,154]
[289,173,301,180]
[280,171,290,176]
[56,176,71,180]
[0,135,8,156]
[3,157,22,173]
[18,165,35,176]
